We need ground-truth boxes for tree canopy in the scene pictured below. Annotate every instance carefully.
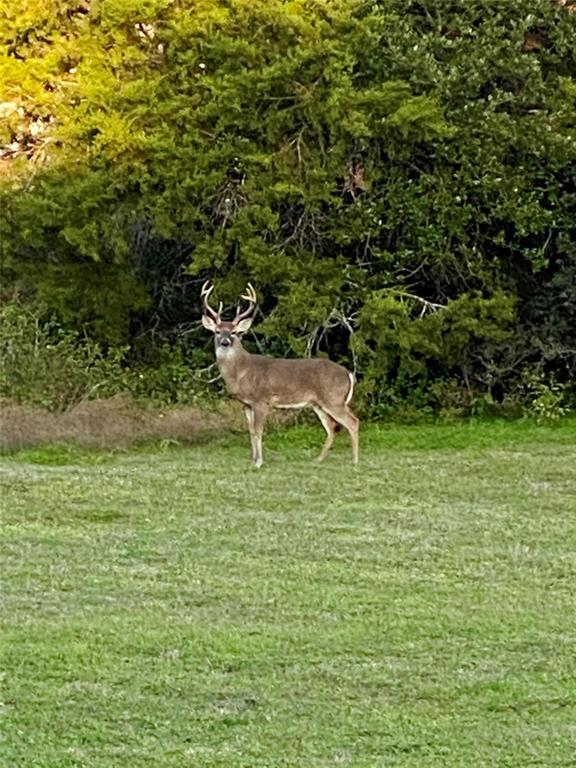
[2,0,575,415]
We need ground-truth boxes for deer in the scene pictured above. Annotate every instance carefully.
[201,281,359,468]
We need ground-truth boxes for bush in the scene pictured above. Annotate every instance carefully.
[0,303,213,411]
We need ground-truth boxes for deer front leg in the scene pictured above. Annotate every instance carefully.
[243,405,257,463]
[251,403,269,468]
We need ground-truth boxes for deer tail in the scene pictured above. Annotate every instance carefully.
[345,372,355,405]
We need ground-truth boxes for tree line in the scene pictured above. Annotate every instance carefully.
[1,0,575,417]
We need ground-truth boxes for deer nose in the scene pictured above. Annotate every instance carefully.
[219,337,231,347]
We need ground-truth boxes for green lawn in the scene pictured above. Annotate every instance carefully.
[1,420,576,767]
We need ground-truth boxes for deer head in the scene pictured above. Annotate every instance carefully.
[201,281,257,355]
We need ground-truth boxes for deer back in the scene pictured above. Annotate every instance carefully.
[219,351,354,410]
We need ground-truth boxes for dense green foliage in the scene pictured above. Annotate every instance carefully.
[2,0,575,414]
[0,302,213,409]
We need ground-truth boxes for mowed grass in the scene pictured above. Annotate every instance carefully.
[1,420,576,767]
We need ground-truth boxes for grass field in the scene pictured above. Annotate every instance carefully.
[1,420,576,767]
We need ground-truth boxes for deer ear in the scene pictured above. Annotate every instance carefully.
[202,314,218,332]
[234,316,253,334]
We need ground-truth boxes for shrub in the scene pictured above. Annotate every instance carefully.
[0,303,213,411]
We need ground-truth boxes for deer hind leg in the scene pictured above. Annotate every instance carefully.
[323,404,360,465]
[312,405,338,463]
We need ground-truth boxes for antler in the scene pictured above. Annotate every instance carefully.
[233,282,258,324]
[201,280,223,322]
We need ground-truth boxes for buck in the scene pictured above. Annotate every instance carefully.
[201,281,359,468]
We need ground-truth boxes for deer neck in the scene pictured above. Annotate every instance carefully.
[215,343,252,389]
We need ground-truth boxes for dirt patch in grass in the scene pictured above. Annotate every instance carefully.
[0,395,295,451]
